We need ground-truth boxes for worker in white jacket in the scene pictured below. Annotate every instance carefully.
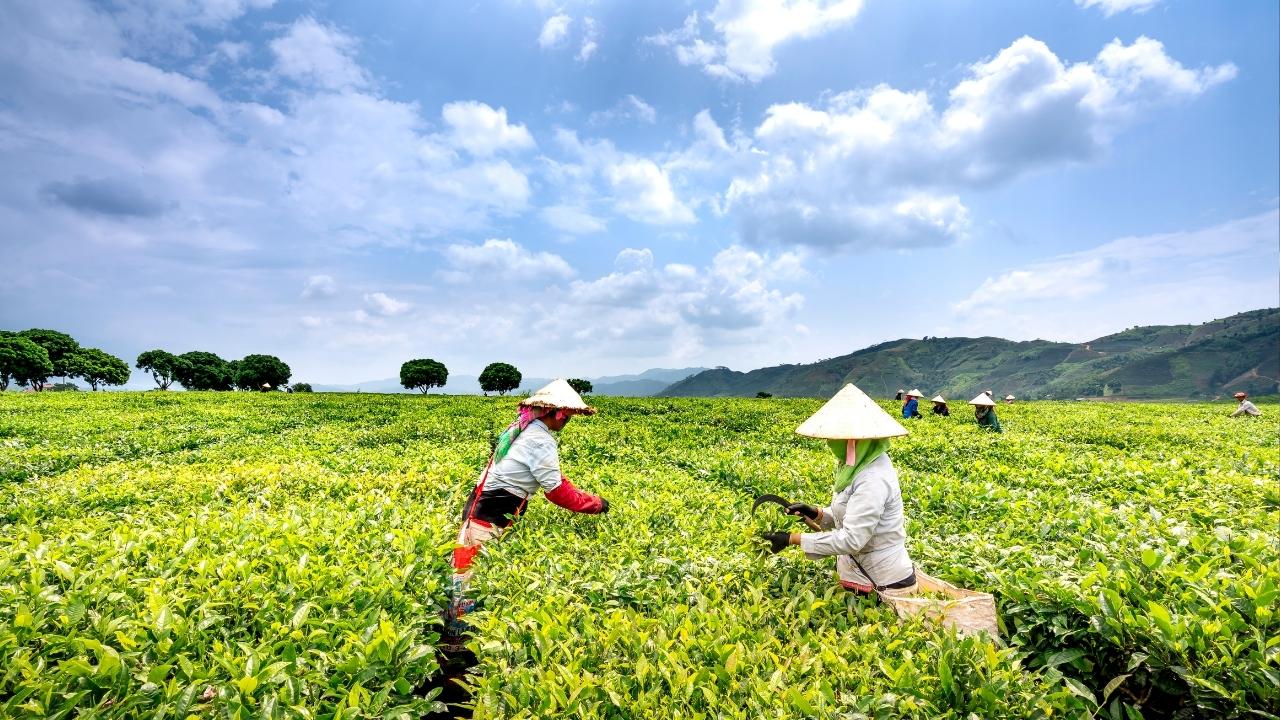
[1231,392,1261,417]
[760,383,917,594]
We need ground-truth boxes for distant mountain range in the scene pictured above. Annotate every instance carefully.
[661,309,1279,400]
[313,367,709,396]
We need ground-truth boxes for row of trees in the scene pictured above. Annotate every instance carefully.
[398,358,594,396]
[0,329,129,391]
[0,328,303,393]
[135,350,296,391]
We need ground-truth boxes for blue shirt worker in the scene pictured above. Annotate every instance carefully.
[901,389,924,419]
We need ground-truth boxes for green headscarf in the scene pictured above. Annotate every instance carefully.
[826,437,890,494]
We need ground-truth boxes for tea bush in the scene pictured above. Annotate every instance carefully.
[0,393,1275,718]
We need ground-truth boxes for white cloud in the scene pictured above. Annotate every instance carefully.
[301,274,336,299]
[363,291,412,316]
[442,238,575,280]
[270,17,368,90]
[954,260,1105,312]
[442,101,536,157]
[547,245,805,359]
[538,14,571,48]
[588,95,657,126]
[540,205,606,234]
[951,210,1279,339]
[1093,36,1237,99]
[104,0,275,56]
[614,248,654,272]
[578,17,600,62]
[251,92,532,239]
[646,0,865,82]
[606,159,696,225]
[721,35,1235,248]
[1075,0,1163,17]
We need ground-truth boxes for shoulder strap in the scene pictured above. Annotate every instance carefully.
[847,554,883,592]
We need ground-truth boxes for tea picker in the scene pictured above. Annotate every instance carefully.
[445,379,609,642]
[970,392,1002,432]
[754,383,999,637]
[757,383,919,593]
[1231,392,1261,417]
[901,389,924,419]
[930,395,950,416]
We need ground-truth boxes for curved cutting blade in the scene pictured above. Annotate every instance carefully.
[751,493,792,515]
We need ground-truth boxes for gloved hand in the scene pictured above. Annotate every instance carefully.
[760,531,791,554]
[786,503,819,521]
[600,498,610,513]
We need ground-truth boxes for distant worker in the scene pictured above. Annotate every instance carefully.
[984,389,994,399]
[1004,394,1015,404]
[447,379,609,637]
[260,383,272,392]
[894,389,904,401]
[760,383,918,595]
[970,393,1003,432]
[931,395,949,416]
[1231,392,1261,417]
[902,389,923,419]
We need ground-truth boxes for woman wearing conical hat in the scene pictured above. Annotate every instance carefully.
[970,392,1002,432]
[759,384,918,595]
[930,395,950,416]
[901,389,924,420]
[447,379,608,636]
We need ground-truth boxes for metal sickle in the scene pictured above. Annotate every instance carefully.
[751,493,822,530]
[751,493,793,515]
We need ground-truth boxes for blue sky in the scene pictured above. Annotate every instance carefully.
[1,0,1276,385]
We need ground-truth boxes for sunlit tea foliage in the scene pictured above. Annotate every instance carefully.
[1,393,1275,718]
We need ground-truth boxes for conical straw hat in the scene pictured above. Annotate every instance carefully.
[931,395,946,404]
[906,388,924,398]
[796,383,908,439]
[1005,394,1015,400]
[969,393,995,406]
[521,379,596,414]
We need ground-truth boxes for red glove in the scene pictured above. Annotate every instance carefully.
[545,476,606,514]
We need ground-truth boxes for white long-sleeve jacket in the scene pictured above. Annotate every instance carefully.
[1231,400,1261,417]
[483,420,564,498]
[799,452,915,588]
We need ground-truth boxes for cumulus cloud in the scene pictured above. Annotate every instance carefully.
[301,274,336,299]
[546,245,805,359]
[606,159,697,225]
[363,291,412,316]
[536,13,599,62]
[551,130,698,226]
[540,205,607,234]
[720,35,1236,248]
[1076,0,1163,17]
[442,101,536,157]
[270,17,368,90]
[442,238,575,280]
[647,0,865,82]
[251,92,532,240]
[951,210,1279,339]
[538,14,571,48]
[40,177,171,218]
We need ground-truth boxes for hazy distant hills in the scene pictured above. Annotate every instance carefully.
[661,309,1279,400]
[313,367,709,396]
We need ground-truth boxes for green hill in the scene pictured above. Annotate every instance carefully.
[662,308,1279,400]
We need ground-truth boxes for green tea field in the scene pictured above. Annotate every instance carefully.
[0,393,1276,719]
